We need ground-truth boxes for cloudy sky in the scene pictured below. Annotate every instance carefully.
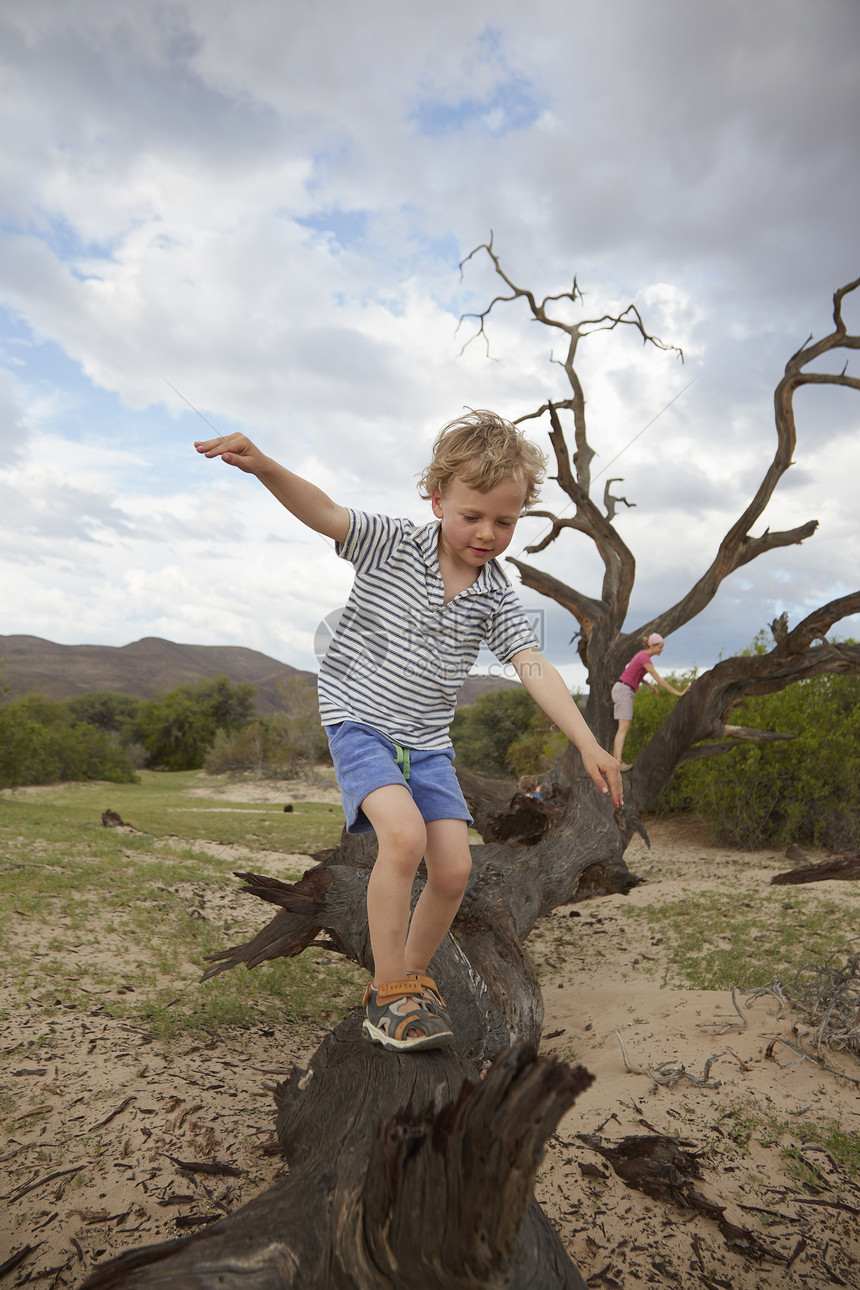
[1,0,858,692]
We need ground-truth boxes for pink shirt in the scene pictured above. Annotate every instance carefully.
[619,649,652,692]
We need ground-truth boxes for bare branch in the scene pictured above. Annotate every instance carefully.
[459,240,680,499]
[676,741,751,766]
[721,725,797,742]
[648,278,860,641]
[573,303,685,360]
[458,244,860,783]
[506,557,604,639]
[603,478,636,521]
[520,510,589,556]
[776,591,860,655]
[676,727,797,768]
[770,613,789,642]
[733,521,820,570]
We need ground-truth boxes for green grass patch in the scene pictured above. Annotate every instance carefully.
[625,889,860,991]
[786,1120,860,1178]
[0,769,343,851]
[0,770,360,1045]
[141,953,364,1041]
[709,1101,860,1183]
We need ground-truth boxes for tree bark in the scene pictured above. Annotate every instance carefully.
[79,1036,591,1290]
[771,853,860,885]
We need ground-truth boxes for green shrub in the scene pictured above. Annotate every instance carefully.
[451,687,546,777]
[677,675,860,849]
[0,694,139,788]
[66,690,141,737]
[204,676,329,777]
[627,642,860,849]
[136,675,257,771]
[506,706,567,777]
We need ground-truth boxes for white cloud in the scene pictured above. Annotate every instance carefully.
[0,0,858,691]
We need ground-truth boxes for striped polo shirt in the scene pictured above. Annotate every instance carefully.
[317,509,538,750]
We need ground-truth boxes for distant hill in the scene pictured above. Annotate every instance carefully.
[0,635,517,715]
[457,673,519,705]
[0,635,313,716]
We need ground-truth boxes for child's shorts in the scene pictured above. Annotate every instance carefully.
[325,721,474,835]
[611,680,635,721]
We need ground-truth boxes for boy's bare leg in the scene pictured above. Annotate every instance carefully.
[404,817,472,975]
[360,784,427,986]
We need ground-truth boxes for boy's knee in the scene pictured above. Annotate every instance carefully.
[376,818,426,866]
[432,850,472,900]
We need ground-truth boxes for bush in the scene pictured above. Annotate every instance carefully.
[677,674,860,849]
[626,641,860,849]
[505,705,567,777]
[66,690,141,738]
[0,693,139,788]
[204,676,329,778]
[451,687,556,777]
[136,675,257,771]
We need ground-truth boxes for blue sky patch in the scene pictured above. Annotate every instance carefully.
[296,208,370,252]
[410,23,543,138]
[5,211,115,268]
[410,73,542,138]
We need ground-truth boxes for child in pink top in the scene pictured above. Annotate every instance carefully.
[611,633,689,767]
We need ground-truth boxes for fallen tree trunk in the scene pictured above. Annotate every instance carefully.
[771,850,860,885]
[78,777,639,1288]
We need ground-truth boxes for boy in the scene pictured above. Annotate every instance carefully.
[196,411,622,1053]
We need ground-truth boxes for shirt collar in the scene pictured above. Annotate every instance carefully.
[412,520,511,594]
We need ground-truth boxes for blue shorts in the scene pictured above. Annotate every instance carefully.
[325,721,474,835]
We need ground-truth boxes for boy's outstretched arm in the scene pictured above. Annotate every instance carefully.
[511,648,623,807]
[195,433,349,543]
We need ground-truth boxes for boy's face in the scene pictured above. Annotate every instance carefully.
[431,476,526,569]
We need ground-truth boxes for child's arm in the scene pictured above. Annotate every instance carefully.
[195,433,349,543]
[511,648,623,806]
[644,664,689,697]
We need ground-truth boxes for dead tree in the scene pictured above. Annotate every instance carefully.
[459,239,860,814]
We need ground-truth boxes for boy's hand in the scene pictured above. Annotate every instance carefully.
[195,434,349,540]
[581,745,624,808]
[195,433,266,475]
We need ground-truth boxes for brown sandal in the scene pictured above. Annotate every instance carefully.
[362,980,453,1052]
[406,972,451,1024]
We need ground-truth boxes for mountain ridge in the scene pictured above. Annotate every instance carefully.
[0,635,515,715]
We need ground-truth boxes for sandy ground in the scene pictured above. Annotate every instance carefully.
[534,818,860,1290]
[2,787,859,1289]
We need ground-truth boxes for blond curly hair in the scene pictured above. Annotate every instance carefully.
[417,409,546,508]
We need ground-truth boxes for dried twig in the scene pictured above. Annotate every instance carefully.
[698,985,749,1034]
[89,1096,136,1132]
[4,1165,83,1204]
[765,1034,860,1085]
[164,1155,245,1177]
[748,942,860,1062]
[616,1031,724,1089]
